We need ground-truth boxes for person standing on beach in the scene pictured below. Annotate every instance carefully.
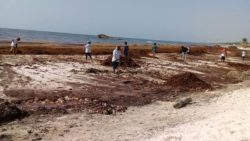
[84,41,92,60]
[9,40,15,53]
[220,53,225,62]
[220,47,226,62]
[187,46,190,55]
[123,41,129,57]
[9,37,21,55]
[242,50,246,61]
[222,47,227,56]
[112,46,122,73]
[152,43,158,57]
[181,46,188,60]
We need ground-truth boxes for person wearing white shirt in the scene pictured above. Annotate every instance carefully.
[242,51,246,61]
[112,46,122,73]
[9,37,21,55]
[10,40,15,53]
[220,53,225,62]
[84,41,92,60]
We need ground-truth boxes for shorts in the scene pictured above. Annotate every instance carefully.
[221,56,225,60]
[112,61,119,69]
[182,52,187,55]
[85,53,92,57]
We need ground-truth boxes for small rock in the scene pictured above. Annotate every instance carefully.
[173,97,192,109]
[27,130,33,134]
[1,128,7,132]
[40,128,49,133]
[65,96,71,101]
[104,109,113,115]
[34,133,39,137]
[63,129,70,133]
[68,124,75,128]
[58,134,64,137]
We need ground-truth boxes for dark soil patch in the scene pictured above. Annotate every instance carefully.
[4,78,183,116]
[166,72,212,91]
[19,97,127,115]
[0,99,28,124]
[0,134,12,141]
[5,88,128,115]
[101,56,140,68]
[86,68,102,73]
[85,68,108,74]
[227,62,250,71]
[188,47,208,56]
[3,72,211,116]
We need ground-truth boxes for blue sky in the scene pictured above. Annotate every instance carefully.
[0,0,250,43]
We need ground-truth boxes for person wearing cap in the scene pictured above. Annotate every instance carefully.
[112,46,122,73]
[84,41,92,60]
[152,43,158,57]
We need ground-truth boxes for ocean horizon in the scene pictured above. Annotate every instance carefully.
[0,28,196,45]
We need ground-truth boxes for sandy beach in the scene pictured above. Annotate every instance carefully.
[0,41,250,141]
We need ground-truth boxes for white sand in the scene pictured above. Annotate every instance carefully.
[147,83,250,141]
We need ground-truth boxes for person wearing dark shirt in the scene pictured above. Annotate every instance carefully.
[152,43,158,57]
[122,41,129,57]
[181,46,188,60]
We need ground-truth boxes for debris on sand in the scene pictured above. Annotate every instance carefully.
[71,68,108,74]
[226,70,250,82]
[18,96,127,115]
[0,99,27,124]
[227,62,250,71]
[90,101,127,115]
[101,56,139,68]
[166,72,211,91]
[173,97,192,109]
[85,68,102,74]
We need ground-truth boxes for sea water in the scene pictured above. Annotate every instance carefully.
[0,28,190,45]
